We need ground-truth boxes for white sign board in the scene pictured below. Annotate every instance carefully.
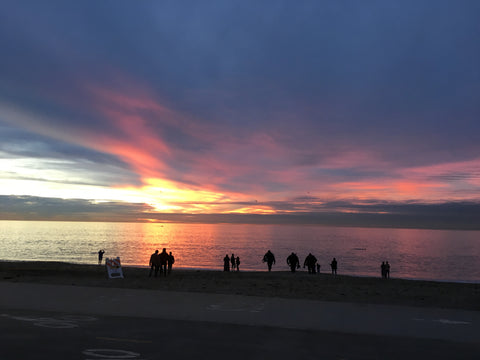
[105,257,124,279]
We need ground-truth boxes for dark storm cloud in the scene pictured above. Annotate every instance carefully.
[0,195,153,222]
[2,195,480,229]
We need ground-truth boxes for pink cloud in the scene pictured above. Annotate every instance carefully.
[21,68,480,208]
[78,80,184,180]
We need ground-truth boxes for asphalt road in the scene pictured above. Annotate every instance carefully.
[1,282,479,359]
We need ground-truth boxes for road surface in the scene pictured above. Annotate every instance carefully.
[1,282,479,359]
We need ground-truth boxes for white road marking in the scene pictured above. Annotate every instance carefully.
[82,348,141,358]
[436,319,471,325]
[34,320,78,328]
[1,313,98,328]
[412,318,471,325]
[61,315,97,322]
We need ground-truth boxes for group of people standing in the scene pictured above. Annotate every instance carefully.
[285,252,337,275]
[381,261,390,279]
[103,247,389,279]
[265,253,390,279]
[223,253,240,271]
[224,252,390,279]
[263,250,338,275]
[149,248,175,277]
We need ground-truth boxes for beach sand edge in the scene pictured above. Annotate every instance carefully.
[1,260,479,311]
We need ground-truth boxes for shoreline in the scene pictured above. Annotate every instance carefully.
[2,258,478,285]
[1,260,479,311]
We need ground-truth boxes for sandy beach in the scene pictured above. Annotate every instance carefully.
[1,260,479,311]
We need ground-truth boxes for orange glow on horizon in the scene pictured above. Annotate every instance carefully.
[328,178,448,202]
[226,207,277,214]
[115,177,262,214]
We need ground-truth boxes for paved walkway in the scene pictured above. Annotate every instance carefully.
[1,282,479,344]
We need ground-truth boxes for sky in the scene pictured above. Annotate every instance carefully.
[1,1,480,227]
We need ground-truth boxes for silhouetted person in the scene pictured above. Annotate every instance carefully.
[98,249,105,265]
[236,256,240,271]
[263,250,276,271]
[231,254,236,271]
[381,261,386,278]
[330,257,337,275]
[159,248,169,276]
[303,253,317,274]
[316,263,321,274]
[287,252,300,273]
[149,250,160,277]
[167,251,175,274]
[385,261,390,278]
[224,254,230,272]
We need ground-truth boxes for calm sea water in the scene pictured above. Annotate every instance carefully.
[0,220,479,283]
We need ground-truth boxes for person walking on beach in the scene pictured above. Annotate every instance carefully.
[149,250,160,277]
[167,251,175,274]
[98,249,105,265]
[385,261,390,278]
[231,253,236,271]
[304,253,318,274]
[316,263,321,274]
[330,257,337,275]
[159,248,169,276]
[223,254,230,271]
[287,252,300,273]
[381,261,386,278]
[263,250,276,271]
[236,256,240,271]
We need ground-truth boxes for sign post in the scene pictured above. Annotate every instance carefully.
[105,257,124,279]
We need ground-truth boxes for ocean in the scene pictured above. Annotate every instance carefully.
[0,220,479,283]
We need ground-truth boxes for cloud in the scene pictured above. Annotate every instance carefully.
[0,124,140,188]
[2,195,480,230]
[0,195,153,222]
[1,1,480,221]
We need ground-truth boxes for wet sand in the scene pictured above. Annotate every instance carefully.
[1,261,479,311]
